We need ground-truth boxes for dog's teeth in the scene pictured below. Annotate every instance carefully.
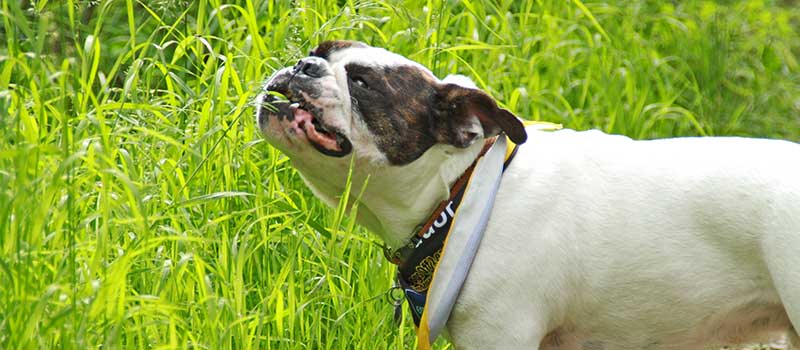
[290,102,300,109]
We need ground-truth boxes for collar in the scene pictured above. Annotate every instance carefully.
[387,135,519,328]
[384,136,519,267]
[384,122,562,349]
[385,121,561,270]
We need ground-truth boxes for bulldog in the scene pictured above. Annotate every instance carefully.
[256,40,800,350]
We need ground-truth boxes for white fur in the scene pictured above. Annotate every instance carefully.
[443,74,479,89]
[328,46,434,75]
[258,46,800,350]
[446,129,800,349]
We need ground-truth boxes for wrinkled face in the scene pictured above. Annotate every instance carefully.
[256,40,526,166]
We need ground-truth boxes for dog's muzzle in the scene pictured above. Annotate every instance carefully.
[258,60,352,157]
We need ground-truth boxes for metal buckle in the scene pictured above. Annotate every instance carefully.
[386,283,406,325]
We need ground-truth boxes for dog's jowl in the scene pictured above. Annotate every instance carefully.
[257,40,800,350]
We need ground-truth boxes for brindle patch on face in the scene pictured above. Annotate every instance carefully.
[310,40,368,60]
[345,63,442,165]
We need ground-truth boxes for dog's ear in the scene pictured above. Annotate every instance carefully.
[434,83,527,148]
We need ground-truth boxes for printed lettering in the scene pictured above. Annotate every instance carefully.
[423,226,435,239]
[445,201,455,217]
[433,211,447,228]
[420,200,456,243]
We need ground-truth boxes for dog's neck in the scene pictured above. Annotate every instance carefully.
[292,142,485,249]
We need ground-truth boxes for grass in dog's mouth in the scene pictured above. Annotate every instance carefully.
[1,0,798,349]
[261,91,290,111]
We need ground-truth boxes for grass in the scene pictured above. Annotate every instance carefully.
[1,0,798,349]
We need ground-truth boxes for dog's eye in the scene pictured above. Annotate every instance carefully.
[351,76,368,89]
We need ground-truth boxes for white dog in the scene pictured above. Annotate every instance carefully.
[256,40,800,350]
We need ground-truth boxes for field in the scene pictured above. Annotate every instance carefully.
[1,0,799,349]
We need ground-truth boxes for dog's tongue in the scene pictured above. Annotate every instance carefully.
[293,108,341,152]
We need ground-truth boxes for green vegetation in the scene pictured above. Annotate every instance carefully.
[1,0,798,349]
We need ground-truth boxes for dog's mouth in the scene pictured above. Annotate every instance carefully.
[261,92,352,158]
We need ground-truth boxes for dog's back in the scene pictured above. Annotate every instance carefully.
[449,128,800,349]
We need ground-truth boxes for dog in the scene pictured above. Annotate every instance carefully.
[256,40,800,350]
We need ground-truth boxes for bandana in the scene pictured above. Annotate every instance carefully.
[388,122,562,349]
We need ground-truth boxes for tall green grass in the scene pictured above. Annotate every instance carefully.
[1,0,798,349]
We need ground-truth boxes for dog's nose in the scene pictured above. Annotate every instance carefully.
[293,57,325,78]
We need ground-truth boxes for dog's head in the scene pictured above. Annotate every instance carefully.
[256,40,527,167]
[256,40,528,244]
